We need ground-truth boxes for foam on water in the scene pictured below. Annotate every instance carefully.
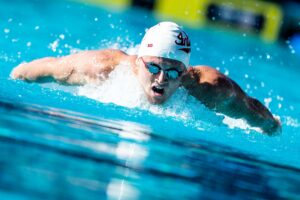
[76,61,222,131]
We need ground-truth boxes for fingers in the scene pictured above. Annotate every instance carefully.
[10,64,26,80]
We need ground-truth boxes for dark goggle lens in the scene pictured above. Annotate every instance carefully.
[147,64,160,74]
[166,70,180,79]
[147,63,181,79]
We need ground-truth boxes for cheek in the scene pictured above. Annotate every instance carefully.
[138,69,153,87]
[167,81,181,93]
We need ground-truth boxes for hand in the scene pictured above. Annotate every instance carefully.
[263,117,282,136]
[11,63,27,80]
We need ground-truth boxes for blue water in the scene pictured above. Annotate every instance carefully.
[1,0,300,199]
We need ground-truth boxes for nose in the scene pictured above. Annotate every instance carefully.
[156,70,168,83]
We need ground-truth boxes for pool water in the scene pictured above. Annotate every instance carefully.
[1,0,300,199]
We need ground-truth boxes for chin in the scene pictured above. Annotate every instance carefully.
[148,96,166,104]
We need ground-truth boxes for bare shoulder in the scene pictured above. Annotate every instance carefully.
[182,65,239,108]
[182,65,227,87]
[63,49,129,64]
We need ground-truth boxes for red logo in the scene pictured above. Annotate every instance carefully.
[148,44,153,47]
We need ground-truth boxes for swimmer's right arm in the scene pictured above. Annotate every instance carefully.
[11,49,129,84]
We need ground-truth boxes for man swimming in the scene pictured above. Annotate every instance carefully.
[11,22,281,135]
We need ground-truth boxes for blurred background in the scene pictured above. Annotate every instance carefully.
[72,0,300,56]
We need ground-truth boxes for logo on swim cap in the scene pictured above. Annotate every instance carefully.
[175,32,191,54]
[138,22,191,68]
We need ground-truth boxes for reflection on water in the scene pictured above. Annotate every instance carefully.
[1,100,300,199]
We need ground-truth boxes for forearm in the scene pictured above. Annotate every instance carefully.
[242,97,281,135]
[11,57,73,82]
[223,94,281,135]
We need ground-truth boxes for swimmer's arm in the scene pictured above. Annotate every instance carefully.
[182,66,281,135]
[11,49,129,84]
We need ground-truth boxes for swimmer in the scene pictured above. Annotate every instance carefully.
[11,22,281,135]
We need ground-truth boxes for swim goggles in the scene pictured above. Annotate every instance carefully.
[141,58,183,80]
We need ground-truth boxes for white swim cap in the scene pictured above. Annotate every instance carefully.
[138,22,191,68]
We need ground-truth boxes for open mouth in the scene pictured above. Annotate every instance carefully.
[152,85,164,96]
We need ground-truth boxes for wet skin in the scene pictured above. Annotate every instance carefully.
[11,49,281,135]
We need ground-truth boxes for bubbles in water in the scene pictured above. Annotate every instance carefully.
[284,116,300,127]
[276,95,284,101]
[286,40,296,54]
[49,39,59,52]
[34,26,40,30]
[224,69,229,75]
[11,38,19,43]
[26,42,31,47]
[278,103,282,109]
[3,28,10,34]
[17,51,21,59]
[59,34,65,40]
[264,97,272,108]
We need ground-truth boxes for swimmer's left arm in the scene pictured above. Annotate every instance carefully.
[182,66,281,135]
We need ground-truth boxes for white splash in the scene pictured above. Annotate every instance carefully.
[221,114,262,133]
[76,62,220,130]
[77,62,146,108]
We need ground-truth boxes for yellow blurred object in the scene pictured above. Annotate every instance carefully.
[74,0,283,42]
[155,0,282,42]
[74,0,131,10]
[155,0,210,27]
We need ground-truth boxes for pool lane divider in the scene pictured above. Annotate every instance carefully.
[73,0,283,43]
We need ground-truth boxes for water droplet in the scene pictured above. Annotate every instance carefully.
[34,26,40,30]
[59,34,65,40]
[224,69,229,75]
[4,28,10,34]
[26,42,31,47]
[11,38,18,43]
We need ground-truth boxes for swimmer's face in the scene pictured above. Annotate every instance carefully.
[136,56,186,104]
